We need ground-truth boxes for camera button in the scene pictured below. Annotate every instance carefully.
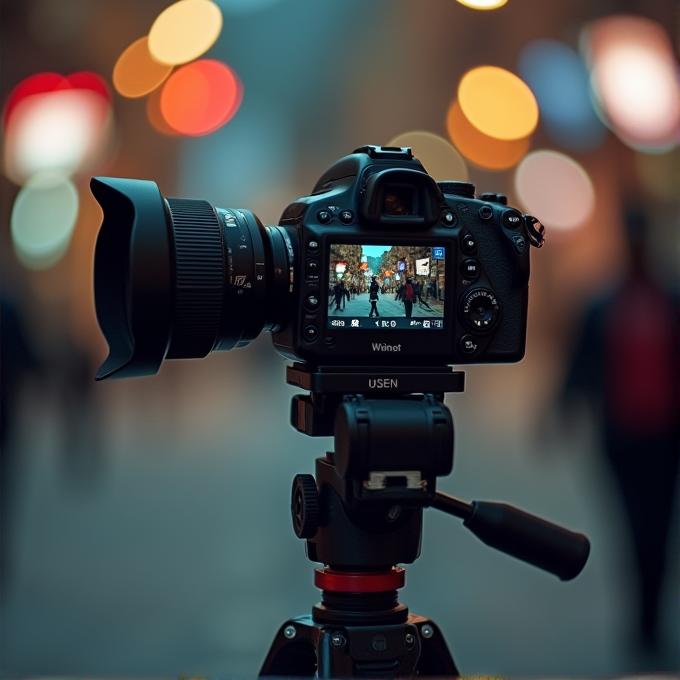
[479,205,494,220]
[461,234,477,254]
[460,335,479,355]
[307,240,320,253]
[441,210,456,226]
[317,211,332,224]
[303,325,319,343]
[460,258,480,279]
[339,210,354,224]
[502,209,523,229]
[305,294,320,311]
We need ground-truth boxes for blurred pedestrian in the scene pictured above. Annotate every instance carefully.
[560,209,680,658]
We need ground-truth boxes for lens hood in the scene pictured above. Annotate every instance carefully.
[91,177,173,379]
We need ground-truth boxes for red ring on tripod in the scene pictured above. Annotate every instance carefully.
[314,567,405,592]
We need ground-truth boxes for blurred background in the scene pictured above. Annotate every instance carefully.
[1,0,679,676]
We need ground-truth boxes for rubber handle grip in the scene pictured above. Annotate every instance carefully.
[464,501,590,581]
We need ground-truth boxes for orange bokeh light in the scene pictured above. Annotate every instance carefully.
[446,99,530,170]
[146,86,180,136]
[159,59,242,136]
[458,66,538,141]
[113,36,173,98]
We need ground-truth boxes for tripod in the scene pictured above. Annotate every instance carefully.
[260,364,590,677]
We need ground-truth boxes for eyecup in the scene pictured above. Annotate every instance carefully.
[91,177,173,380]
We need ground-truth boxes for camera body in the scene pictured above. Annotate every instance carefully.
[271,145,534,367]
[90,145,543,380]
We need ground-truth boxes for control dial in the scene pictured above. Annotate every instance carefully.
[460,288,500,332]
[437,181,475,199]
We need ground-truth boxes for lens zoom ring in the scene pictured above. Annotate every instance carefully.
[166,198,223,359]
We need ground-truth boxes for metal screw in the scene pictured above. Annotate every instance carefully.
[421,624,434,639]
[405,633,415,646]
[284,625,296,639]
[331,634,346,647]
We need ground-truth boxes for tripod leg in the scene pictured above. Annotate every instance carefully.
[408,615,459,676]
[260,617,318,677]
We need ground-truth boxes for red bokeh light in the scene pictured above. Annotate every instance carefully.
[4,71,111,128]
[159,59,243,136]
[4,73,69,127]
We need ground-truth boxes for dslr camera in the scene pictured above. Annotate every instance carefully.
[91,145,544,379]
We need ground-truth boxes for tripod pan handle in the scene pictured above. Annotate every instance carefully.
[463,500,590,581]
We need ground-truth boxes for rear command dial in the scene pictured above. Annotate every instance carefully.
[460,288,500,332]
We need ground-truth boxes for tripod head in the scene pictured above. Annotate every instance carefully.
[287,363,590,581]
[260,364,590,677]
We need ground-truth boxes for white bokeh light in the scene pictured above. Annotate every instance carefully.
[11,172,79,269]
[592,45,679,149]
[3,89,112,185]
[515,151,595,231]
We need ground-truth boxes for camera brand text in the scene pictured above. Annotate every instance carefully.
[371,343,402,352]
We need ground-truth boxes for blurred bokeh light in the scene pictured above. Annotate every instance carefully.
[518,39,606,152]
[4,72,69,125]
[446,99,530,170]
[113,37,174,98]
[387,131,468,182]
[458,66,538,140]
[148,0,223,66]
[3,83,113,185]
[159,59,242,136]
[454,0,508,9]
[584,15,679,152]
[10,171,79,269]
[147,85,181,136]
[514,150,595,230]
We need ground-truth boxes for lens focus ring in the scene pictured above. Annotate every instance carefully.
[166,198,223,359]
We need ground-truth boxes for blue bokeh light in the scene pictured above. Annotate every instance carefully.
[518,39,606,151]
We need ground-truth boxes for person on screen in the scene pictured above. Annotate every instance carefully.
[414,281,433,310]
[369,276,380,317]
[332,281,348,311]
[403,278,414,318]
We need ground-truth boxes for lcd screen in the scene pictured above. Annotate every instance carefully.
[327,244,445,330]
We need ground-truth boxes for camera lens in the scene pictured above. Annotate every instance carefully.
[91,177,293,380]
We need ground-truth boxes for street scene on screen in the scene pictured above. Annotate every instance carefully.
[328,244,445,329]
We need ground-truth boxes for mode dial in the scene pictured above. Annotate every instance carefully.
[437,181,476,199]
